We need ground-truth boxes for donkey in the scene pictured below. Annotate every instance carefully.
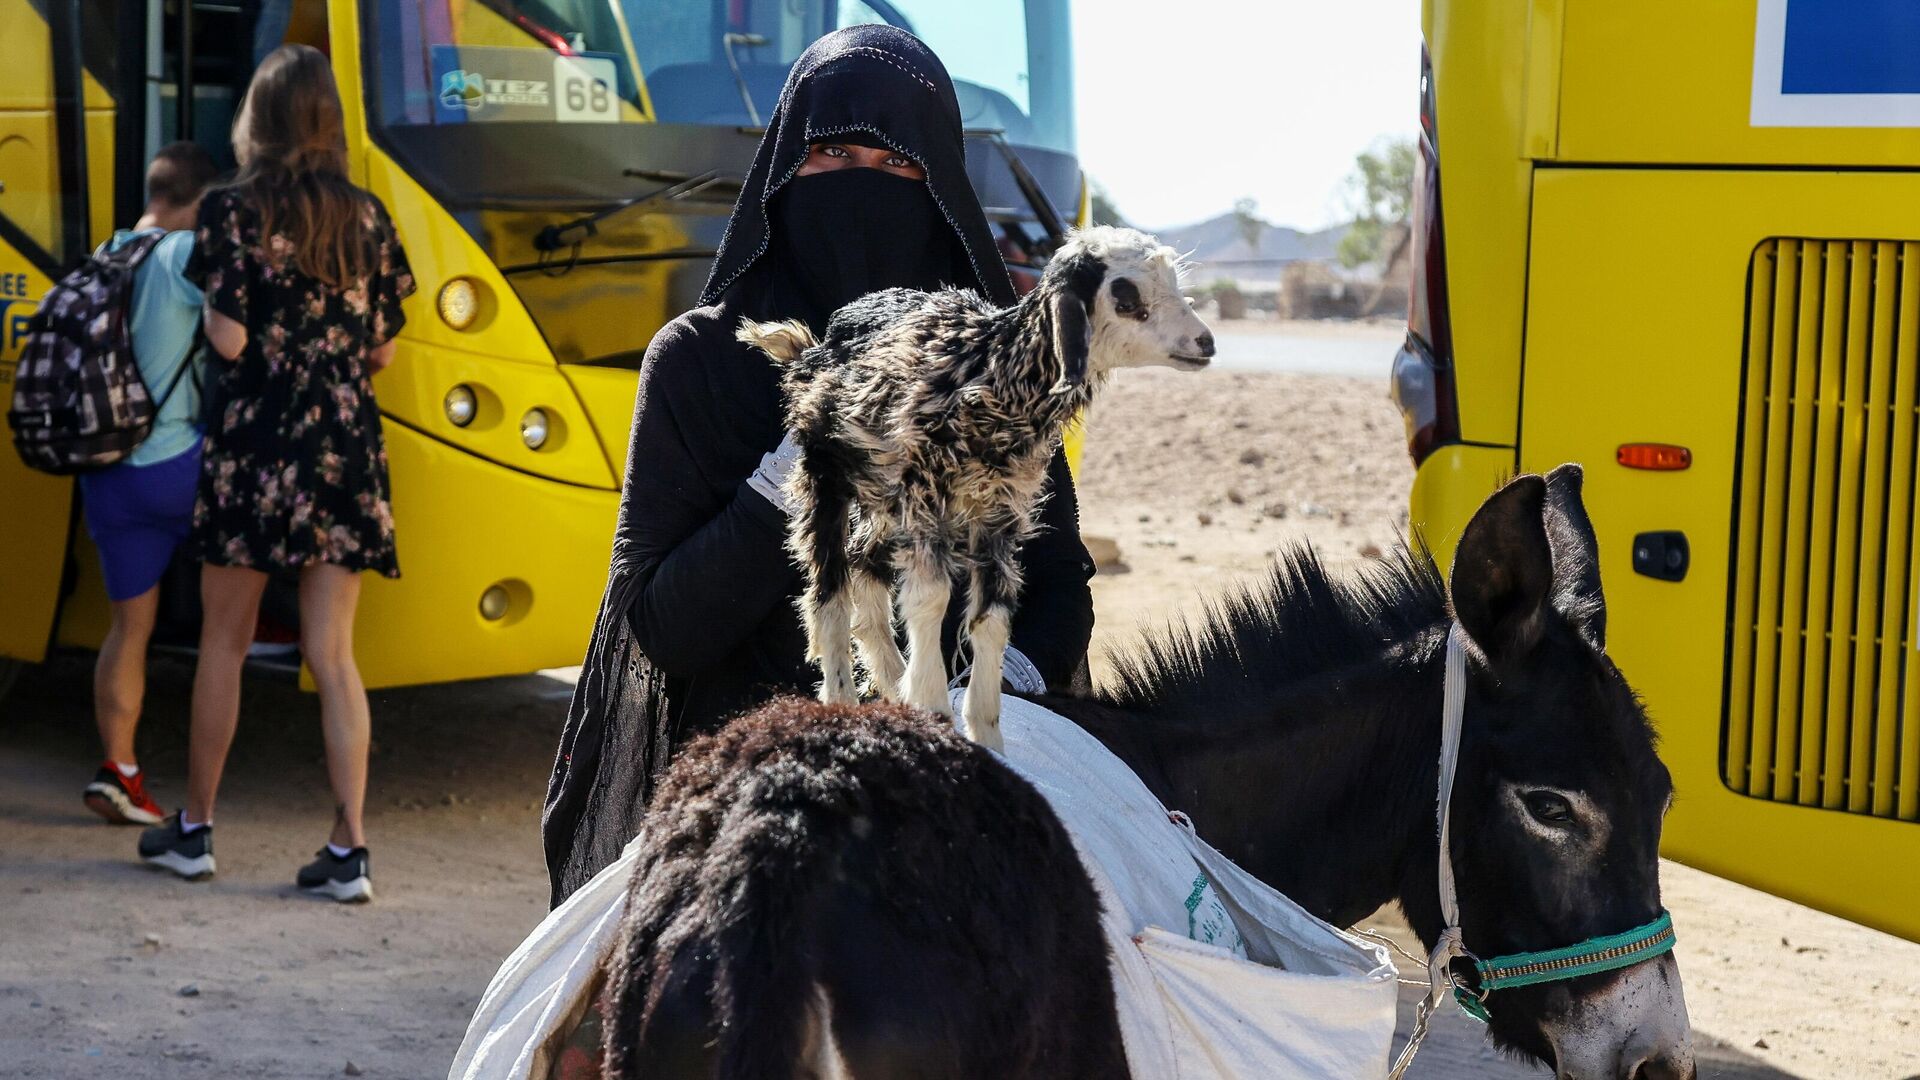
[1049,465,1693,1078]
[597,466,1694,1080]
[596,699,1128,1080]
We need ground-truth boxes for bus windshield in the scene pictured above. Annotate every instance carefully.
[362,0,1073,158]
[625,0,1074,152]
[358,0,1079,362]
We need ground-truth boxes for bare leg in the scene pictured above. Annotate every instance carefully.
[293,557,368,845]
[186,564,269,823]
[299,563,370,849]
[897,549,953,716]
[847,560,906,700]
[95,586,160,764]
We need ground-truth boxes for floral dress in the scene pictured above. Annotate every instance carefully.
[185,187,415,577]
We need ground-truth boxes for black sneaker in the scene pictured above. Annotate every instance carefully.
[296,847,373,903]
[138,815,215,880]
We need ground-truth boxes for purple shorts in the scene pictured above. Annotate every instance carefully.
[78,444,202,602]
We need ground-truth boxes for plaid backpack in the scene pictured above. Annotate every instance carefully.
[6,231,194,475]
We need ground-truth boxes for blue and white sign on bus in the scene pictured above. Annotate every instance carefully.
[1752,0,1920,127]
[429,45,621,125]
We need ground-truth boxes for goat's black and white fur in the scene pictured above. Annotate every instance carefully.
[740,226,1213,750]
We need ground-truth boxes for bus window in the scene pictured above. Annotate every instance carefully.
[356,0,1079,367]
[362,1,1073,156]
[363,1,649,130]
[621,0,1074,153]
[833,0,1072,152]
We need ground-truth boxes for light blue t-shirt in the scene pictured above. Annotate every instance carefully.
[107,228,205,466]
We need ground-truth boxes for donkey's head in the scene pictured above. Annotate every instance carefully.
[1442,466,1693,1079]
[1040,225,1214,392]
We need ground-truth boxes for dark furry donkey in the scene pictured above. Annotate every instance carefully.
[593,467,1695,1080]
[598,698,1129,1080]
[738,226,1213,751]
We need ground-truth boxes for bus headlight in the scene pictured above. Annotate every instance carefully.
[438,278,480,330]
[520,408,550,450]
[444,384,477,427]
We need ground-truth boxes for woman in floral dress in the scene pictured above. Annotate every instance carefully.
[136,44,414,903]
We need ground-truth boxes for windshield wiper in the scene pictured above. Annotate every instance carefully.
[723,32,769,126]
[534,170,742,254]
[966,128,1068,254]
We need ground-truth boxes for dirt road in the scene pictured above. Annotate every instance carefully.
[2,355,1916,1078]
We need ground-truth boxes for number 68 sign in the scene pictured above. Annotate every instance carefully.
[554,55,619,123]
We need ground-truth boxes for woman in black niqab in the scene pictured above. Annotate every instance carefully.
[542,26,1096,905]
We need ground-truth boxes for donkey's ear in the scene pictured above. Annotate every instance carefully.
[1451,473,1554,669]
[1049,287,1091,394]
[1543,463,1605,650]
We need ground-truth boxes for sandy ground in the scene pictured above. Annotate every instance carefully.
[3,333,1919,1078]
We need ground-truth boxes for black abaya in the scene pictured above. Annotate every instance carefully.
[542,26,1096,905]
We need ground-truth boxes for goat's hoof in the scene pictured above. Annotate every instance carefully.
[902,680,953,717]
[964,720,1005,754]
[910,697,954,719]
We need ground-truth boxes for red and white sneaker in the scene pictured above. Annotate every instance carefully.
[83,764,165,825]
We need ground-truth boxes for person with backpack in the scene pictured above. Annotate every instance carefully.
[70,142,220,826]
[136,45,414,902]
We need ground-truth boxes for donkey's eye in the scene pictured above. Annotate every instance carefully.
[1524,791,1575,825]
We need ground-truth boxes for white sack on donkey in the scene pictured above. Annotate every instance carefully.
[739,225,1214,750]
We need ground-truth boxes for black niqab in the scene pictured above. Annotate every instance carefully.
[700,23,1015,314]
[543,26,1091,907]
[764,168,956,329]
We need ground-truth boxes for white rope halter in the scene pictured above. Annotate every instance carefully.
[1387,621,1472,1080]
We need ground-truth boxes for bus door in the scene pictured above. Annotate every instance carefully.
[0,0,103,667]
[0,0,265,671]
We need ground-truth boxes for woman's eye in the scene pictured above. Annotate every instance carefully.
[821,145,849,158]
[886,156,910,168]
[1524,791,1575,825]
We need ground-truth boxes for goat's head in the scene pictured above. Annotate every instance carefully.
[1041,226,1214,393]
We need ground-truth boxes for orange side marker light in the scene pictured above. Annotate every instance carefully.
[1617,443,1692,471]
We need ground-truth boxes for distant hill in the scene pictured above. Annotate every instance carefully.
[1150,213,1349,283]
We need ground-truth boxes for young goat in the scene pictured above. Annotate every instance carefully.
[739,226,1213,750]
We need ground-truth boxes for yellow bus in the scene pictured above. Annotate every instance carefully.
[0,0,1082,700]
[1396,0,1920,941]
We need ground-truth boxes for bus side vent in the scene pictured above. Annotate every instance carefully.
[1725,239,1920,821]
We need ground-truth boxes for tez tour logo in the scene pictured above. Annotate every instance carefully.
[440,69,485,111]
[438,68,549,113]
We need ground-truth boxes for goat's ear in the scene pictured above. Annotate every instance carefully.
[1450,473,1553,671]
[1050,287,1091,394]
[1542,463,1605,651]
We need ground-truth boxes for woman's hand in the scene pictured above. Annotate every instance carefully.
[745,431,802,515]
[368,338,398,374]
[203,305,247,360]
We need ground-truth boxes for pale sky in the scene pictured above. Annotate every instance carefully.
[1070,0,1422,231]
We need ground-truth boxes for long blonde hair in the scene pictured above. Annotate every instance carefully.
[229,44,372,288]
